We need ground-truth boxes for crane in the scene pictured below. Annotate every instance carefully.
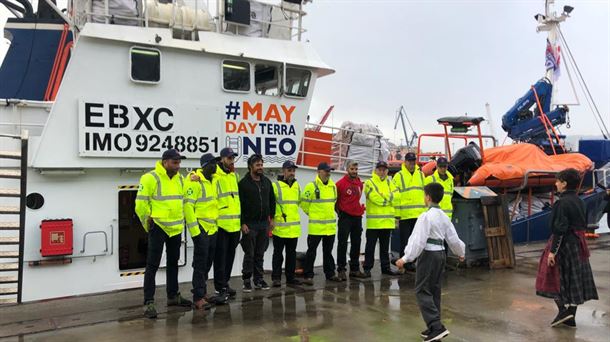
[394,106,418,148]
[311,105,334,132]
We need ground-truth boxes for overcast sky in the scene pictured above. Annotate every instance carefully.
[2,0,608,147]
[302,0,610,146]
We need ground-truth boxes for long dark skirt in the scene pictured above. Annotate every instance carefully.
[537,238,598,305]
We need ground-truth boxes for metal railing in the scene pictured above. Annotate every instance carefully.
[219,0,307,40]
[416,133,497,163]
[66,0,307,41]
[297,122,386,172]
[592,166,609,189]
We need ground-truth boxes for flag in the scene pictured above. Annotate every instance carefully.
[545,38,561,81]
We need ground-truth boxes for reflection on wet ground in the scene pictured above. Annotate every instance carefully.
[1,236,609,342]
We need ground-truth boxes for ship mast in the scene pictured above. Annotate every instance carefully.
[534,0,573,106]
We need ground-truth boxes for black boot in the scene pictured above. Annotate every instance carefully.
[562,306,577,328]
[551,302,574,327]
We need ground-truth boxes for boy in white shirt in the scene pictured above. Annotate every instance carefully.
[396,183,465,342]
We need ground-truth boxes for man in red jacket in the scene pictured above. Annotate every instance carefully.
[335,160,367,280]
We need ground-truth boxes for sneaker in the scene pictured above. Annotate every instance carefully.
[207,293,228,305]
[420,329,431,338]
[337,270,347,281]
[423,327,450,342]
[256,279,270,290]
[286,278,302,286]
[302,278,314,286]
[225,286,237,297]
[193,298,213,310]
[143,301,158,319]
[272,279,282,288]
[382,269,400,276]
[327,275,342,282]
[562,318,576,328]
[349,270,367,279]
[243,280,253,293]
[362,271,372,278]
[167,293,193,307]
[551,309,574,327]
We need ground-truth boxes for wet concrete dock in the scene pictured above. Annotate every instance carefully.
[1,236,608,342]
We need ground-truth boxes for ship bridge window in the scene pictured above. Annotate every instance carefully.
[285,67,311,98]
[223,60,251,92]
[255,64,279,96]
[130,47,161,84]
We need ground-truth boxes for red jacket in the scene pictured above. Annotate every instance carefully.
[335,175,365,217]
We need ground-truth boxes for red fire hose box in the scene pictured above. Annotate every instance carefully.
[40,219,73,257]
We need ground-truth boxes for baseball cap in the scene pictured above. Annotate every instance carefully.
[405,152,417,161]
[437,157,449,167]
[162,149,186,160]
[200,153,220,167]
[317,162,334,171]
[220,147,238,158]
[282,160,298,169]
[375,160,389,169]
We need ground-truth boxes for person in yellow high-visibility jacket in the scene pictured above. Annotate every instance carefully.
[212,147,241,298]
[363,161,400,277]
[271,160,303,287]
[301,162,342,285]
[184,153,221,310]
[392,152,426,271]
[135,149,192,319]
[424,157,455,218]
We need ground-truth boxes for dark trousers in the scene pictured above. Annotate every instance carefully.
[415,250,446,331]
[304,235,336,279]
[363,229,392,272]
[337,212,363,272]
[241,221,270,281]
[399,219,418,266]
[143,223,182,304]
[272,236,298,282]
[213,228,240,291]
[191,227,217,301]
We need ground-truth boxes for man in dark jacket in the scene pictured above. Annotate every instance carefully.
[239,154,276,292]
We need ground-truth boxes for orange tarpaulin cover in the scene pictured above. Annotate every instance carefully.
[468,143,593,186]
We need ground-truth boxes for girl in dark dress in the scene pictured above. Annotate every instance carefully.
[536,168,598,328]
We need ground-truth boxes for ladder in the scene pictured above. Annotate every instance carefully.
[0,132,28,305]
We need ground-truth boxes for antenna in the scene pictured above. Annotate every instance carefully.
[484,103,497,140]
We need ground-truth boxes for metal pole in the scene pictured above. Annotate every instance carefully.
[105,0,109,24]
[443,125,451,160]
[17,131,28,304]
[297,3,303,41]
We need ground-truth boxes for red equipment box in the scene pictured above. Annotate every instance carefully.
[40,219,73,257]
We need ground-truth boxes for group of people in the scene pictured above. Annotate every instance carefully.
[134,148,464,340]
[134,147,598,341]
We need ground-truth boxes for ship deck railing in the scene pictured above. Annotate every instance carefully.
[297,122,386,172]
[62,0,307,41]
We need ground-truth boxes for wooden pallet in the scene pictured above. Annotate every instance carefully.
[481,195,516,269]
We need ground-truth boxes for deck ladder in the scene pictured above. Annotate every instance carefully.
[0,132,28,305]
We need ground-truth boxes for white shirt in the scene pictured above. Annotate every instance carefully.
[402,206,466,263]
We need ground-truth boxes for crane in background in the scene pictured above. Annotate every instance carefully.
[395,105,418,148]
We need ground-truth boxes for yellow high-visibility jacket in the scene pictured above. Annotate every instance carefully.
[424,170,455,218]
[300,176,337,236]
[184,169,219,237]
[365,172,398,229]
[213,165,241,232]
[135,161,185,237]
